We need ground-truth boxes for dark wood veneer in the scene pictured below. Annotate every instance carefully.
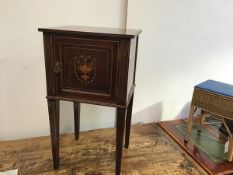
[39,25,141,175]
[38,25,141,38]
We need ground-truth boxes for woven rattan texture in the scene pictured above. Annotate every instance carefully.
[192,88,233,120]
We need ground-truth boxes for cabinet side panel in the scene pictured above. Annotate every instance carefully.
[43,33,56,96]
[116,39,130,106]
[127,37,137,101]
[133,36,139,85]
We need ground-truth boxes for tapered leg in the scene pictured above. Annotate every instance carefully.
[125,95,134,149]
[73,102,80,140]
[227,139,233,162]
[116,108,126,175]
[184,106,196,142]
[198,113,206,132]
[47,99,60,169]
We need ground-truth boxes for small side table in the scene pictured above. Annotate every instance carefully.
[185,80,233,162]
[38,26,141,175]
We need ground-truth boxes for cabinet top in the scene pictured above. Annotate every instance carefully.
[38,25,141,38]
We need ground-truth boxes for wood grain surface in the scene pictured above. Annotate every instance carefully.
[0,123,205,175]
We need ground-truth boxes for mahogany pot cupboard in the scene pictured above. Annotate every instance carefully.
[38,26,141,175]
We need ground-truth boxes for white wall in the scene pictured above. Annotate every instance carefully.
[1,0,233,141]
[0,0,127,140]
[127,0,233,122]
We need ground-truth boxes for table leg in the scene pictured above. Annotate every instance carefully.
[47,99,60,169]
[73,102,80,140]
[116,108,126,175]
[227,139,233,162]
[184,106,196,142]
[125,95,134,149]
[199,114,206,131]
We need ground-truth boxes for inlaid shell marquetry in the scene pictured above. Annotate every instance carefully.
[74,55,96,84]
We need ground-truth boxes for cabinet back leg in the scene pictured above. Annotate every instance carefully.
[74,102,80,140]
[125,95,134,149]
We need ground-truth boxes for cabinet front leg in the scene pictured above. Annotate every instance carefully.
[73,102,80,140]
[125,95,134,149]
[47,99,60,169]
[116,108,126,175]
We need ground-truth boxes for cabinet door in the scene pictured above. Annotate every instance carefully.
[54,35,119,103]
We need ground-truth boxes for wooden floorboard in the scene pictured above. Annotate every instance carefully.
[0,123,205,175]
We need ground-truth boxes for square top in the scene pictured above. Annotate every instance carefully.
[38,25,141,38]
